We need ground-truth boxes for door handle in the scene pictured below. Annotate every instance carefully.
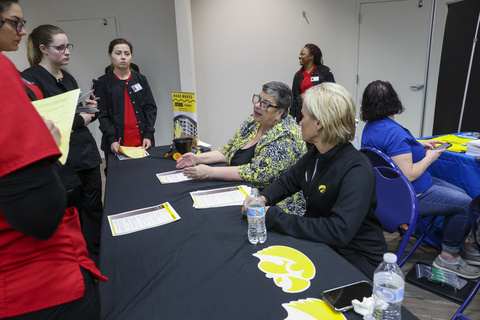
[410,83,424,90]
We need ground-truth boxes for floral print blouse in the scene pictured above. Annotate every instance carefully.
[219,115,307,214]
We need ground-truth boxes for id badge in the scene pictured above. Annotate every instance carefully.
[131,83,143,92]
[311,76,320,82]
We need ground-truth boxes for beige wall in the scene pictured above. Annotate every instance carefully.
[6,0,452,149]
[190,0,452,148]
[6,0,181,147]
[191,0,357,148]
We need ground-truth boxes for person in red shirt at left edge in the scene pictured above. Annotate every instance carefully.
[0,1,107,319]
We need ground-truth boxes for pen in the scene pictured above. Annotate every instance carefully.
[118,137,121,145]
[191,158,196,167]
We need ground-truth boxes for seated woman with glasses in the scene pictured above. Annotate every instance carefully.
[242,83,387,279]
[176,81,307,214]
[22,24,103,261]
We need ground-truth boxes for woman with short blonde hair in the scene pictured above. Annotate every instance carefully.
[243,82,387,279]
[302,82,356,145]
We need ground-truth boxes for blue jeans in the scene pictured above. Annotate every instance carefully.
[417,177,472,254]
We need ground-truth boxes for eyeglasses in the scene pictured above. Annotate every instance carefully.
[47,43,74,54]
[252,94,277,111]
[0,18,26,34]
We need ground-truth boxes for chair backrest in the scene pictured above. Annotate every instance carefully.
[374,166,417,233]
[360,146,400,171]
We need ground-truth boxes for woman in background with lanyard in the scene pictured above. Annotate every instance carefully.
[291,43,335,124]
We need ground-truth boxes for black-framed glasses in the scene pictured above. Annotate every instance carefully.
[252,94,277,111]
[47,43,74,54]
[0,18,26,34]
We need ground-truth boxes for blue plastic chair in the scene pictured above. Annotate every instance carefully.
[451,194,480,320]
[362,147,443,249]
[360,146,400,171]
[373,166,418,267]
[373,166,442,267]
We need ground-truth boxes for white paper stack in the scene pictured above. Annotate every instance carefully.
[466,139,480,156]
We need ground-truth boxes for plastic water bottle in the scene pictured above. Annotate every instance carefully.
[246,188,266,244]
[373,253,405,320]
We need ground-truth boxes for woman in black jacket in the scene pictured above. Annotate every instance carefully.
[96,38,157,157]
[22,24,103,260]
[291,43,335,123]
[243,83,386,279]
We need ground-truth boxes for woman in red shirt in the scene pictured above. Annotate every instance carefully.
[291,43,335,124]
[0,1,106,319]
[96,38,157,157]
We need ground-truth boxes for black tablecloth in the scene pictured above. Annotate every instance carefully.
[98,146,418,320]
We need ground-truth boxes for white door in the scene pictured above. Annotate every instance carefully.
[357,0,432,139]
[57,17,118,155]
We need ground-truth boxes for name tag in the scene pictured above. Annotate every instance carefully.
[311,76,320,82]
[131,83,143,92]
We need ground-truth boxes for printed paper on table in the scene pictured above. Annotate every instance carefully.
[108,202,181,236]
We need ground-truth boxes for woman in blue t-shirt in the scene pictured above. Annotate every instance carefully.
[360,80,480,279]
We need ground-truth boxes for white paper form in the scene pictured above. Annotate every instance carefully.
[190,185,251,209]
[108,202,180,236]
[77,89,94,106]
[156,170,192,184]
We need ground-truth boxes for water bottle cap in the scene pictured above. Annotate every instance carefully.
[384,252,397,263]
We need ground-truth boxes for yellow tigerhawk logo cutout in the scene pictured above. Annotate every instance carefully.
[253,246,315,293]
[318,185,326,193]
[282,298,346,320]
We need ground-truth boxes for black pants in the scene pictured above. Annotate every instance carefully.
[6,267,100,320]
[77,166,103,261]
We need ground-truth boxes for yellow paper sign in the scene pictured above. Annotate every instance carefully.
[171,91,198,148]
[31,89,80,164]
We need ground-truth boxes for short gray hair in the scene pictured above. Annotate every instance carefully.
[262,81,292,119]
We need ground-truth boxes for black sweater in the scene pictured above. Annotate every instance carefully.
[22,65,102,171]
[96,71,157,152]
[291,64,335,123]
[262,143,387,278]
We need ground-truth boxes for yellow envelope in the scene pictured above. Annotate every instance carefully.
[118,146,148,158]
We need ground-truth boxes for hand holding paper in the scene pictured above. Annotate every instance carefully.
[42,117,61,146]
[32,89,80,164]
